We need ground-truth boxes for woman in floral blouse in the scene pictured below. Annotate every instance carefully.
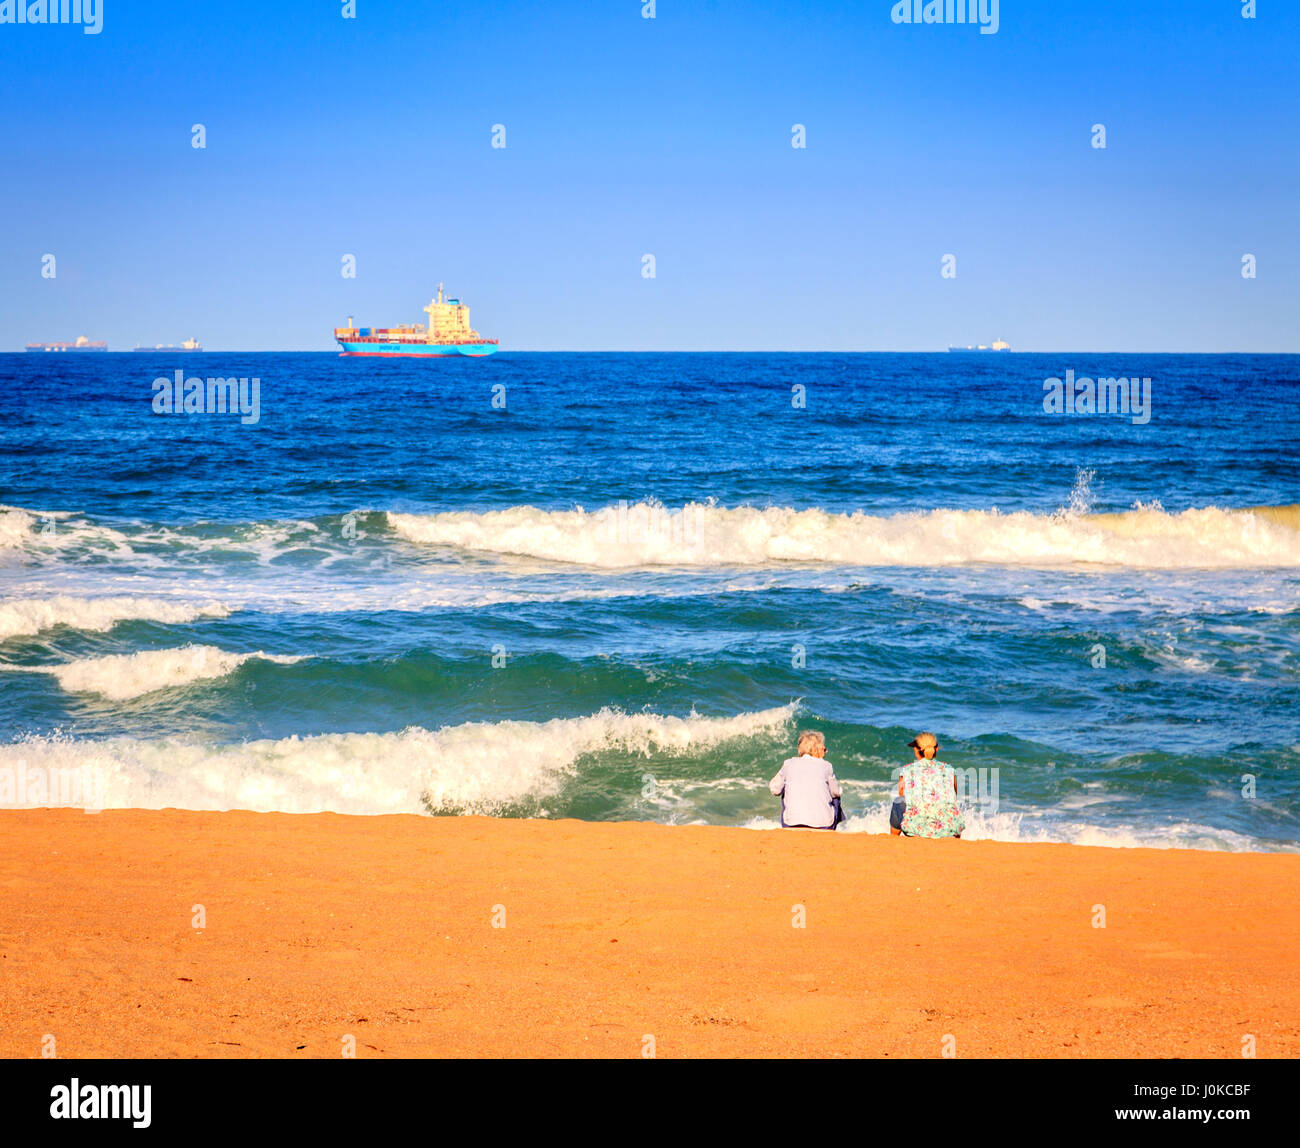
[889,731,964,839]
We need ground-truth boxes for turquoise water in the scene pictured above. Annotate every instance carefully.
[1,352,1297,849]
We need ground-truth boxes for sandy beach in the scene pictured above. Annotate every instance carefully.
[2,808,1296,1059]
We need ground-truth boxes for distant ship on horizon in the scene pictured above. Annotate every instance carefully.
[25,335,107,352]
[948,339,1011,352]
[334,285,498,357]
[133,338,202,352]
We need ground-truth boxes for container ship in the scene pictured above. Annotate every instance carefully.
[948,339,1010,352]
[334,286,498,357]
[25,335,107,352]
[133,338,202,352]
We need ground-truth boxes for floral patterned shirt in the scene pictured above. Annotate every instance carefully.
[899,760,965,838]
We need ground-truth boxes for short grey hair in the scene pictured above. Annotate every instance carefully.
[797,729,826,756]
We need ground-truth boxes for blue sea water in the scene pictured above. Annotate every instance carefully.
[1,351,1297,850]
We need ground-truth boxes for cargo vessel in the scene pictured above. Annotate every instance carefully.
[25,335,107,352]
[334,286,498,357]
[948,339,1010,352]
[134,338,202,352]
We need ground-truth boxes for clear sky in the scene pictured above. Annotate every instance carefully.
[2,0,1297,351]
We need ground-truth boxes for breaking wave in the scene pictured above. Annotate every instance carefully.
[0,596,231,640]
[0,705,797,816]
[9,645,303,700]
[7,501,1298,573]
[388,501,1300,569]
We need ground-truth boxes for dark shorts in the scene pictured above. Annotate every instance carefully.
[782,795,845,831]
[890,798,907,833]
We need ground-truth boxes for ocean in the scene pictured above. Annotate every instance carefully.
[1,351,1297,851]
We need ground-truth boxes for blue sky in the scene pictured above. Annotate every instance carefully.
[1,0,1297,350]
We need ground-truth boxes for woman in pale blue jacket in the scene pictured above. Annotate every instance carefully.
[770,730,845,830]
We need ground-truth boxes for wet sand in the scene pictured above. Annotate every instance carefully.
[2,808,1296,1058]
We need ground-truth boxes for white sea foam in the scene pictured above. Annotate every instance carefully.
[9,500,1299,574]
[0,596,231,640]
[1151,649,1217,674]
[0,503,341,570]
[831,798,1270,851]
[0,572,830,633]
[0,507,41,550]
[0,505,136,558]
[31,646,302,700]
[388,502,1300,570]
[0,705,796,816]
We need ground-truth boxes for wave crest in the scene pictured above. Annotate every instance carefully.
[0,596,231,640]
[0,705,796,815]
[31,645,301,700]
[388,502,1300,569]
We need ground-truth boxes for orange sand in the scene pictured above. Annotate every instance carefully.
[2,809,1296,1058]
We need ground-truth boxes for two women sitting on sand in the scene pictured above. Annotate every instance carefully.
[771,729,964,838]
